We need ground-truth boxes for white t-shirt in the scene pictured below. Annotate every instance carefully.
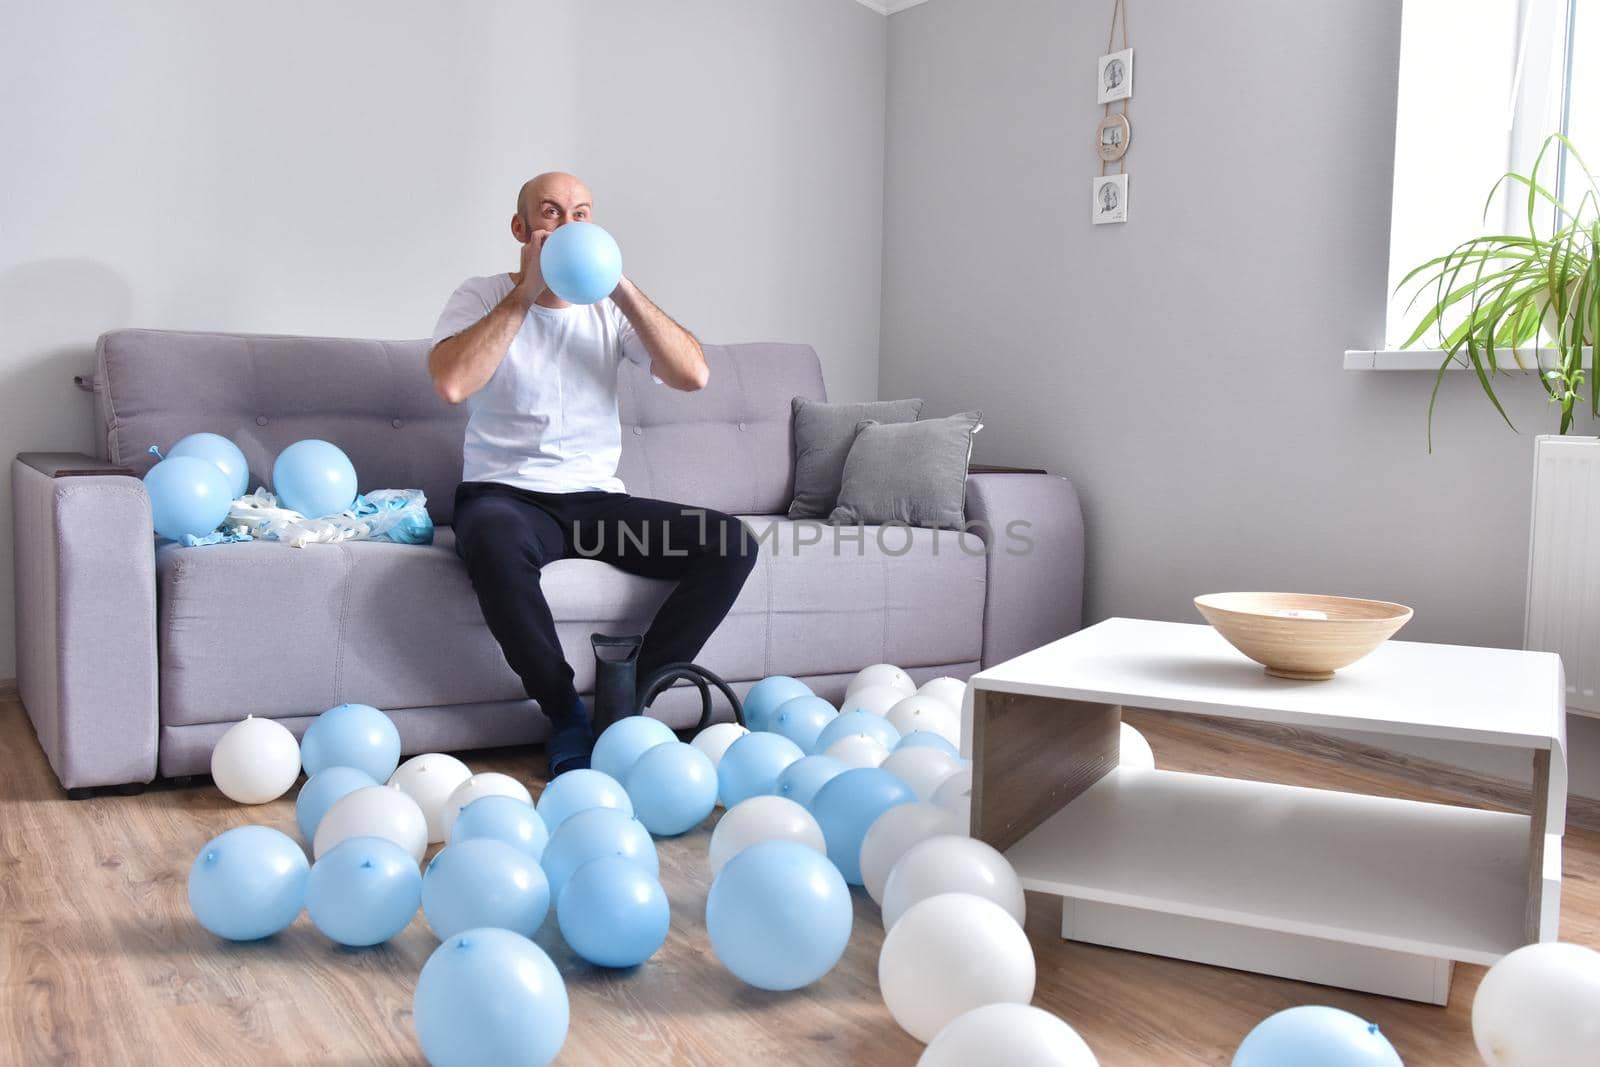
[431,273,654,495]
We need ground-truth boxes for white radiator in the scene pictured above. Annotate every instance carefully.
[1525,435,1600,717]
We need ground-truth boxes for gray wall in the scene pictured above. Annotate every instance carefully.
[880,0,1600,796]
[882,0,1593,648]
[0,0,887,680]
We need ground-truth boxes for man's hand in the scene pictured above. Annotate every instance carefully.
[513,229,553,305]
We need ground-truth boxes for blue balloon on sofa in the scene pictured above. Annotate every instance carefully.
[144,456,233,541]
[272,439,358,518]
[167,431,250,498]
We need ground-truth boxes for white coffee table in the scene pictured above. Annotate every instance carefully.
[960,617,1567,1005]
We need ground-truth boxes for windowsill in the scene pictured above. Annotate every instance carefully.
[1344,348,1595,371]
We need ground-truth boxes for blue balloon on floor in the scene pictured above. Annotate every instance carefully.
[706,839,852,990]
[535,768,633,832]
[591,715,677,784]
[1232,1006,1403,1067]
[272,438,357,518]
[625,741,718,837]
[772,695,839,754]
[742,676,814,733]
[556,856,671,968]
[813,709,901,756]
[717,732,805,808]
[144,455,233,541]
[422,838,550,941]
[414,927,569,1067]
[295,765,378,841]
[451,795,550,862]
[808,767,916,885]
[305,835,421,946]
[776,755,850,809]
[167,432,250,498]
[187,825,309,941]
[299,702,401,783]
[895,731,963,759]
[540,807,660,900]
[539,221,624,305]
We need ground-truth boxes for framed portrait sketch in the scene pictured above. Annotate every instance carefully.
[1092,173,1128,224]
[1097,47,1133,104]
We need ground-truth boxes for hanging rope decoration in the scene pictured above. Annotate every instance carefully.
[1092,0,1132,224]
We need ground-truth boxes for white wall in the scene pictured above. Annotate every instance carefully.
[880,0,1600,798]
[0,0,887,679]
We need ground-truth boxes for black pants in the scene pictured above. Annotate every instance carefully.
[453,481,759,723]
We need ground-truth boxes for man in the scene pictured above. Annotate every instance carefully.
[429,172,757,776]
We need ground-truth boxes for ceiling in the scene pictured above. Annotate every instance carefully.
[851,0,934,14]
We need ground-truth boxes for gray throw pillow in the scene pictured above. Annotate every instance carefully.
[788,397,925,518]
[830,411,983,528]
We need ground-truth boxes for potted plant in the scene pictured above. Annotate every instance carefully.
[1397,132,1600,720]
[1398,133,1598,440]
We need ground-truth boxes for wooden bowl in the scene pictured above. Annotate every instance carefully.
[1193,592,1413,680]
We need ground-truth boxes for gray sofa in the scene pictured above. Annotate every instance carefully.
[12,328,1085,793]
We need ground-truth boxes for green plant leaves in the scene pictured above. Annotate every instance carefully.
[1401,133,1599,446]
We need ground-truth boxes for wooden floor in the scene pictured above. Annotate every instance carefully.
[1,699,1596,1066]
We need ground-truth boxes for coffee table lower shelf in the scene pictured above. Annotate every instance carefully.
[1001,768,1561,1005]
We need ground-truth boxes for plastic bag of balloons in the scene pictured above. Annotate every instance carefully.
[224,488,433,548]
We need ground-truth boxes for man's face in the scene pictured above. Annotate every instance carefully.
[515,174,593,242]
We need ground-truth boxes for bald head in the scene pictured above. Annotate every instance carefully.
[514,172,594,237]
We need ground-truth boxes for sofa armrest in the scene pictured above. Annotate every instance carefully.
[12,454,158,790]
[965,470,1085,668]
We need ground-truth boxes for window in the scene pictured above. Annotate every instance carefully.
[1384,0,1584,348]
[1565,1,1600,204]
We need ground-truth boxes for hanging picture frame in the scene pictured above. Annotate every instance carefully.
[1092,173,1128,225]
[1097,47,1133,104]
[1095,113,1131,163]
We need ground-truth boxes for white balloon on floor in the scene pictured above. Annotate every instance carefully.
[439,772,533,840]
[314,784,429,863]
[881,835,1026,930]
[879,747,962,802]
[919,1003,1099,1066]
[841,684,910,717]
[1472,942,1600,1067]
[823,734,891,769]
[708,795,827,877]
[1120,722,1155,770]
[860,802,961,905]
[847,664,916,698]
[931,766,973,827]
[879,893,1036,1043]
[210,715,302,804]
[691,722,750,768]
[886,696,961,747]
[916,676,968,714]
[387,753,472,843]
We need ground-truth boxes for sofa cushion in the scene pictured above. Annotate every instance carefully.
[155,518,985,726]
[831,411,983,528]
[787,396,925,519]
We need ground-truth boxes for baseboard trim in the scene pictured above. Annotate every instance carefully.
[1129,708,1600,832]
